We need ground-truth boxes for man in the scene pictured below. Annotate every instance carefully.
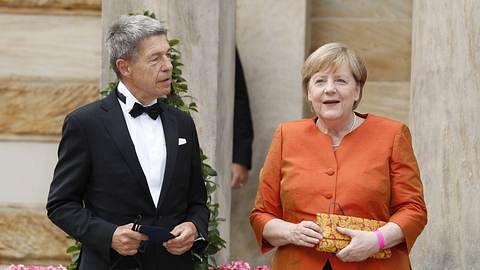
[46,15,209,269]
[231,48,254,189]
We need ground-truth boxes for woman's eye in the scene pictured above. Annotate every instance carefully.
[315,79,326,84]
[336,79,347,84]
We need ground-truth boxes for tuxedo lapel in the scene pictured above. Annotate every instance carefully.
[157,103,178,209]
[99,91,153,204]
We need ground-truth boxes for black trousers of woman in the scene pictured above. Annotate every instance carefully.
[323,260,333,270]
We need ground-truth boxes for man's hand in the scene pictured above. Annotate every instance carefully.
[111,223,149,256]
[164,222,198,255]
[231,163,249,188]
[335,227,379,262]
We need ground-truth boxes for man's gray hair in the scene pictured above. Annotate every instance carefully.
[106,15,167,78]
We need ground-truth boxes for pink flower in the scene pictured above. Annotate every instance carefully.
[7,265,66,270]
[216,261,270,270]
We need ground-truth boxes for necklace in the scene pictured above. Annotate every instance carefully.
[317,113,357,148]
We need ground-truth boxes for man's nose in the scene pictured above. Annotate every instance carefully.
[161,57,173,71]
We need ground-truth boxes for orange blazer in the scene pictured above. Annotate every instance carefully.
[250,113,427,270]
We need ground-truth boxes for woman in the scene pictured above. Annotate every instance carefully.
[250,43,427,270]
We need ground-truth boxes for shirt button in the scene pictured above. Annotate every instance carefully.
[326,168,335,176]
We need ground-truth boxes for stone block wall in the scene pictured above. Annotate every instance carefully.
[309,0,412,123]
[0,206,73,266]
[0,1,101,265]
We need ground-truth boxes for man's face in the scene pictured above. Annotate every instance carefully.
[125,34,173,103]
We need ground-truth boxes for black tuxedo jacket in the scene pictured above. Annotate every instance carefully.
[46,90,209,270]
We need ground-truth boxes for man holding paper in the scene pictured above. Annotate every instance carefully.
[46,15,209,269]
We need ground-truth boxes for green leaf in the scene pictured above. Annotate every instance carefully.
[203,164,217,177]
[169,39,180,46]
[173,67,182,76]
[66,245,78,254]
[72,252,80,261]
[177,83,188,90]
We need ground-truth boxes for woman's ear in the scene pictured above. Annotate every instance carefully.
[354,85,361,101]
[306,81,313,101]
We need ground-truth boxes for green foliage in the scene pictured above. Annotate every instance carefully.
[65,236,81,270]
[66,11,225,270]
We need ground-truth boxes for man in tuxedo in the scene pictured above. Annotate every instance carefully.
[46,15,209,269]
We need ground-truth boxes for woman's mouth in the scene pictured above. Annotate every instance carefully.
[323,100,340,105]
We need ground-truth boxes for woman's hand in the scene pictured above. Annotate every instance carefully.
[263,219,323,248]
[286,221,323,247]
[335,227,378,262]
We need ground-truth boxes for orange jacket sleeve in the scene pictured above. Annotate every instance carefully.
[250,125,283,253]
[389,125,428,252]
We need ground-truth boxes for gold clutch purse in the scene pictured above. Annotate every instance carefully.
[315,213,392,259]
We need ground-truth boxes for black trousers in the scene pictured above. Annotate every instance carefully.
[323,260,333,270]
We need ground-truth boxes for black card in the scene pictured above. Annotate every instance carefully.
[138,225,175,243]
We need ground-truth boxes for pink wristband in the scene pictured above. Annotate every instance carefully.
[375,230,385,250]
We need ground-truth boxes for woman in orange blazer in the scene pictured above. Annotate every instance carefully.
[250,43,427,270]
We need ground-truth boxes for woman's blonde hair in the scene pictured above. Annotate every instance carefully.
[302,42,367,109]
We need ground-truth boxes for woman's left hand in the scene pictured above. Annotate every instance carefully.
[335,226,379,262]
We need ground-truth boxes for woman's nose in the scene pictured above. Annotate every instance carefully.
[324,80,336,94]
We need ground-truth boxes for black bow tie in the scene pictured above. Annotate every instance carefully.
[129,102,163,120]
[116,90,163,120]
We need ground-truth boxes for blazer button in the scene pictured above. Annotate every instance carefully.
[326,168,335,176]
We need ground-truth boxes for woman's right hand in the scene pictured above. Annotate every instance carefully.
[263,219,323,247]
[286,220,323,247]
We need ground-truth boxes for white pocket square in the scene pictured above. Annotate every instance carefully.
[178,138,187,145]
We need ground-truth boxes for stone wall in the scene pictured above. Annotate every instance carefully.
[0,12,101,139]
[0,206,73,266]
[0,2,101,265]
[233,0,307,266]
[309,0,412,123]
[0,0,100,15]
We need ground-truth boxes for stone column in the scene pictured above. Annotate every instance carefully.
[101,0,235,262]
[410,0,480,269]
[233,0,307,266]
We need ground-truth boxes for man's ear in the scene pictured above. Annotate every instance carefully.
[116,58,130,78]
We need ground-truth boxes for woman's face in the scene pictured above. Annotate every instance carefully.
[307,63,360,122]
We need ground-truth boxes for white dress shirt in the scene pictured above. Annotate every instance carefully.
[117,81,167,207]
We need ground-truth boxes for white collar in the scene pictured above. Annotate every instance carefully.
[117,81,157,110]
